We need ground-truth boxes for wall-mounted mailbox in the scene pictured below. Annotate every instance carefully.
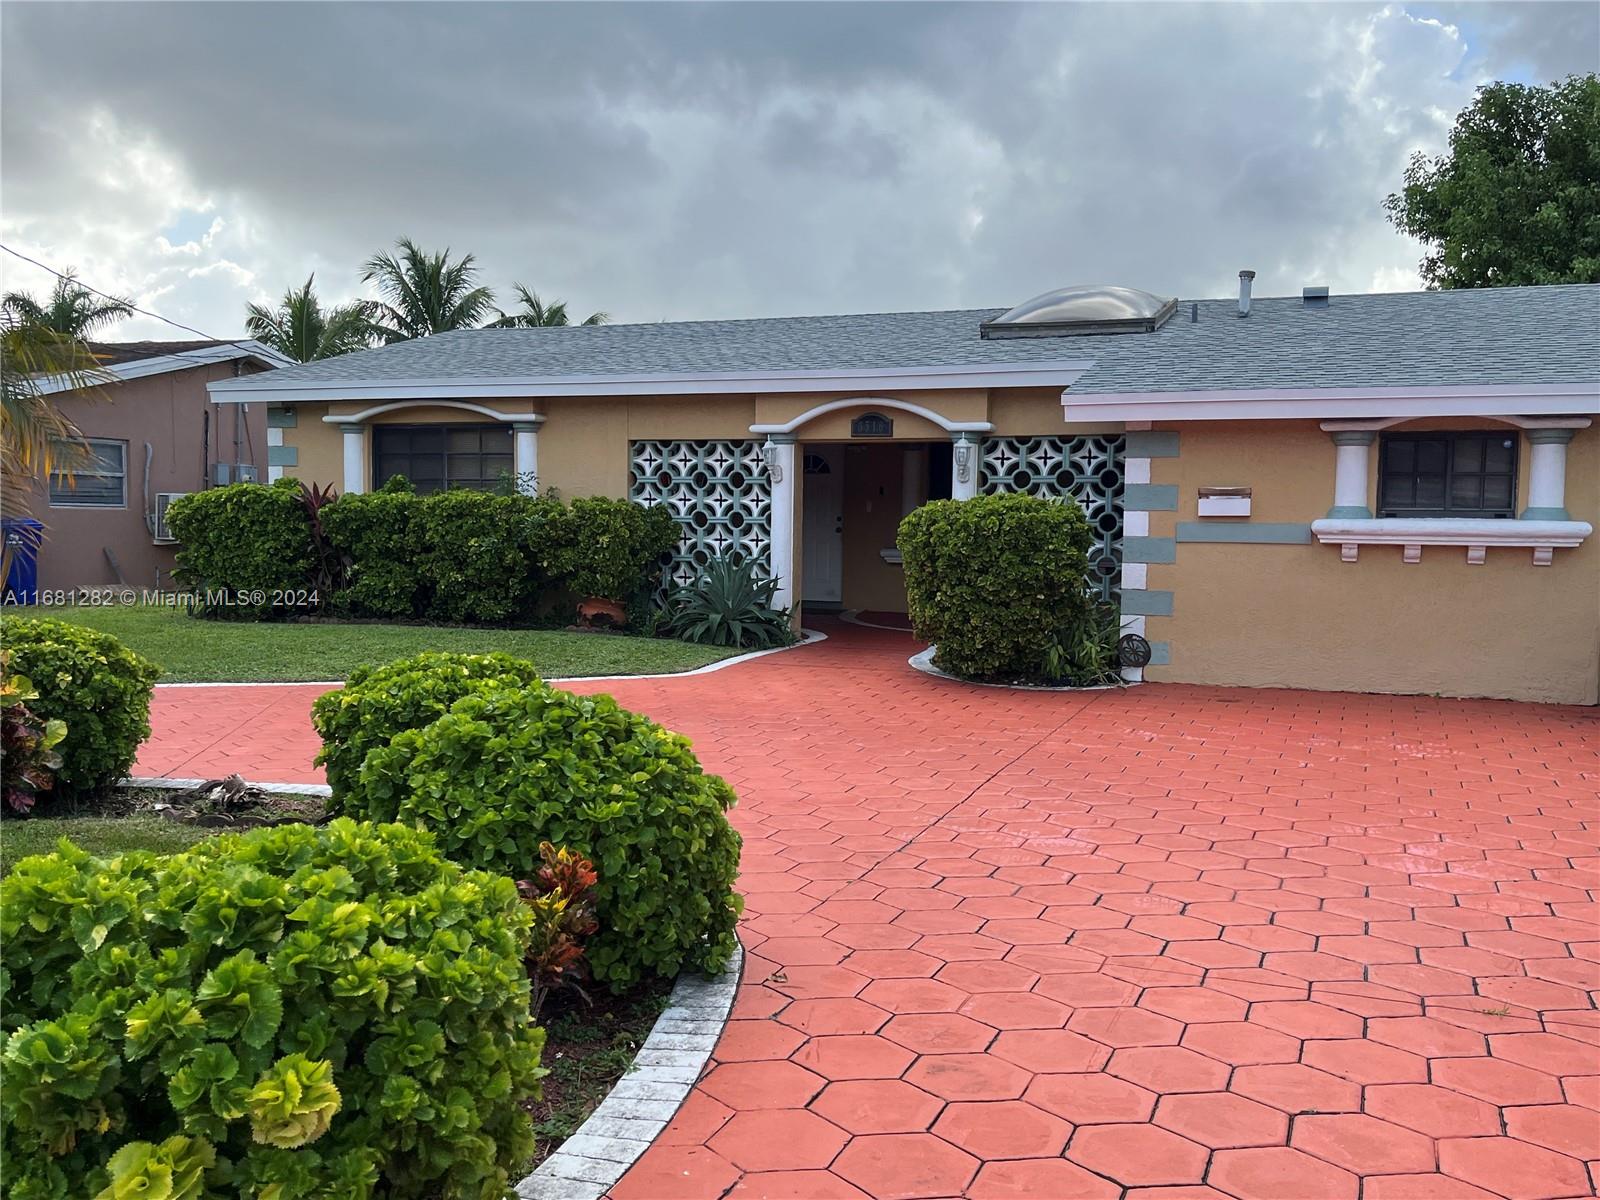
[1198,486,1252,517]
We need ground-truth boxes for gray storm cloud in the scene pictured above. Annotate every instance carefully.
[2,2,1594,340]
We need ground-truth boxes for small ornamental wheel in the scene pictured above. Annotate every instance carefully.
[1117,634,1153,668]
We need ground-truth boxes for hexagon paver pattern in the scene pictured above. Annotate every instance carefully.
[139,619,1600,1199]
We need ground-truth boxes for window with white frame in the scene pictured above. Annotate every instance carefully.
[49,438,127,507]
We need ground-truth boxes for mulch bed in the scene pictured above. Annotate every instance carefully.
[524,977,674,1168]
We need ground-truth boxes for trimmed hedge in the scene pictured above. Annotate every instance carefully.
[0,616,159,800]
[0,819,545,1200]
[321,478,423,618]
[898,493,1096,681]
[164,480,313,619]
[312,651,546,798]
[318,654,742,989]
[168,483,678,627]
[546,497,680,602]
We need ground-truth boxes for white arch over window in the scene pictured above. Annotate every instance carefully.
[320,400,543,426]
[750,396,991,436]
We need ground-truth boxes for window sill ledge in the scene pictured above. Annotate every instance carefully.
[1310,517,1593,566]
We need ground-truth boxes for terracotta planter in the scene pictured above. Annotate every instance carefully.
[576,596,627,629]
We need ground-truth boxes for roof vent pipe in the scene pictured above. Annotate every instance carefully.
[1237,270,1255,318]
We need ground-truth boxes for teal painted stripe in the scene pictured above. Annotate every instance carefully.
[268,445,298,467]
[266,407,298,428]
[1126,431,1180,458]
[1123,537,1176,564]
[1147,640,1170,666]
[1121,590,1173,616]
[1124,483,1178,511]
[1176,522,1312,545]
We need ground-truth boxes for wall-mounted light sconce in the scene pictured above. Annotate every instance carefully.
[954,441,973,484]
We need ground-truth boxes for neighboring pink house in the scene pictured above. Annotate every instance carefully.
[24,339,289,593]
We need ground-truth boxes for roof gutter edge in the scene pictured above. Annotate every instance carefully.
[1058,382,1600,423]
[206,360,1097,403]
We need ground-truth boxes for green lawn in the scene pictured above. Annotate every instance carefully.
[38,605,738,683]
[0,817,218,874]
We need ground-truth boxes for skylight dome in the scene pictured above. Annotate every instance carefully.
[980,284,1178,338]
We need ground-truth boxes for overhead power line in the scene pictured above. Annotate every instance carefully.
[0,242,281,368]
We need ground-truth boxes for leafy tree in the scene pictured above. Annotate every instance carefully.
[245,274,374,362]
[1385,74,1600,288]
[360,238,496,342]
[1,271,133,339]
[489,283,608,328]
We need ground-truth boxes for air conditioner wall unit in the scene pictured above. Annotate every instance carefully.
[212,463,259,485]
[153,492,188,543]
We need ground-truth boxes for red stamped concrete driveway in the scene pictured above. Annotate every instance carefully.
[136,621,1600,1200]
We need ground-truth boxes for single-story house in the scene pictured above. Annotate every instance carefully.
[210,278,1600,705]
[24,339,288,592]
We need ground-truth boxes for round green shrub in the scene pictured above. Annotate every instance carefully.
[0,616,160,799]
[163,480,314,619]
[898,493,1095,681]
[344,683,743,989]
[0,819,544,1200]
[313,651,547,799]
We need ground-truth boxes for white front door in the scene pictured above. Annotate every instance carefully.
[802,447,843,604]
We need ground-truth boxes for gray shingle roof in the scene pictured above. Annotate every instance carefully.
[218,283,1599,397]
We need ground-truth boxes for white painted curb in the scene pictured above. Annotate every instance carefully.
[908,646,1133,693]
[515,943,743,1200]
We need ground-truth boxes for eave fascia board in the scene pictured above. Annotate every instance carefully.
[36,340,295,396]
[1059,382,1600,423]
[206,359,1096,403]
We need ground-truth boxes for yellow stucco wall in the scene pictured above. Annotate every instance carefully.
[1143,420,1599,705]
[272,390,1598,704]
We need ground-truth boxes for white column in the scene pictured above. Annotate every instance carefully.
[1327,430,1374,518]
[513,420,542,496]
[900,445,928,516]
[764,435,798,612]
[340,424,366,495]
[1522,428,1575,520]
[951,432,981,501]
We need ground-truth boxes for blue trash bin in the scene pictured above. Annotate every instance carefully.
[2,518,44,605]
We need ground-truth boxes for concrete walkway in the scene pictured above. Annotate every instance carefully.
[135,621,1600,1200]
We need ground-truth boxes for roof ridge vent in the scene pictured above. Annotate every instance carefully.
[980,284,1177,339]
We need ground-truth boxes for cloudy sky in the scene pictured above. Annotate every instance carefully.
[2,2,1595,341]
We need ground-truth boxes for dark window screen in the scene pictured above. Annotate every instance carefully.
[1378,431,1517,518]
[372,424,514,494]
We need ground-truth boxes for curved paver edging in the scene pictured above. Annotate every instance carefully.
[908,645,1133,692]
[150,629,828,690]
[516,943,744,1200]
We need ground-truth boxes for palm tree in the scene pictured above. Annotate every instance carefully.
[489,283,609,328]
[360,238,497,343]
[1,311,108,542]
[245,275,375,362]
[2,271,133,339]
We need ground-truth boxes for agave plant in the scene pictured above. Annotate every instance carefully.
[663,556,795,649]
